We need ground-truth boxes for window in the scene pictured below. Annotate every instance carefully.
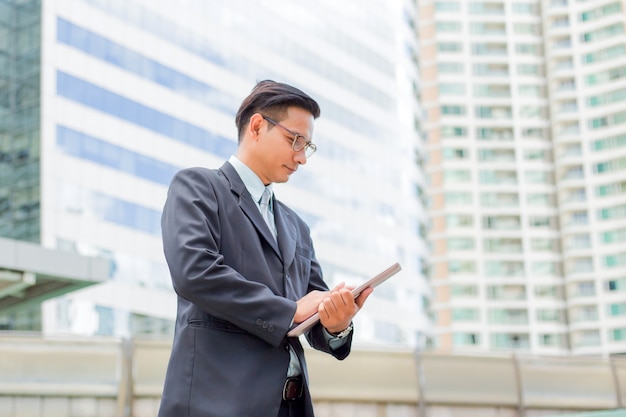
[439,62,464,73]
[487,285,526,300]
[572,330,600,347]
[512,3,538,15]
[596,157,626,174]
[485,261,524,277]
[480,192,519,207]
[446,214,473,227]
[537,309,564,322]
[524,149,550,160]
[598,204,626,221]
[445,192,472,205]
[435,2,461,12]
[532,262,560,276]
[450,285,478,297]
[575,281,596,296]
[515,23,540,35]
[452,308,480,321]
[566,257,593,274]
[483,215,520,230]
[605,278,626,292]
[517,64,543,76]
[477,127,513,141]
[571,305,598,322]
[448,237,475,250]
[438,42,463,52]
[484,238,522,253]
[444,170,471,183]
[476,105,512,119]
[478,148,515,162]
[491,333,530,349]
[453,332,480,346]
[529,216,555,228]
[558,122,580,136]
[470,22,505,35]
[519,85,544,97]
[441,126,467,137]
[474,63,508,77]
[527,193,553,206]
[583,45,626,65]
[443,148,469,159]
[539,333,563,347]
[534,285,563,299]
[609,303,626,316]
[530,238,558,252]
[596,181,626,198]
[520,106,547,119]
[449,260,476,274]
[588,87,626,107]
[604,253,626,268]
[516,43,542,55]
[469,2,504,14]
[591,133,626,151]
[525,170,550,184]
[472,42,507,56]
[474,84,510,98]
[522,128,547,140]
[436,21,462,32]
[580,2,622,22]
[582,22,624,43]
[441,104,466,115]
[611,328,626,341]
[440,83,466,95]
[566,234,591,250]
[586,65,626,86]
[479,170,517,184]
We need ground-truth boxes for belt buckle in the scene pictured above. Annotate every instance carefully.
[282,376,303,401]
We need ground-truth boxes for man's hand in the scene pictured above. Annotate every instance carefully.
[293,290,329,323]
[318,283,373,334]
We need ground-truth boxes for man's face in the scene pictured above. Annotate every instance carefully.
[254,106,315,184]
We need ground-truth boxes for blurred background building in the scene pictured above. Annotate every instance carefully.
[0,0,430,347]
[421,0,626,356]
[2,0,626,358]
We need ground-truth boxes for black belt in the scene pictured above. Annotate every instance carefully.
[282,376,303,401]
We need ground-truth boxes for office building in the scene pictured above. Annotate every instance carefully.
[420,0,626,356]
[0,0,430,346]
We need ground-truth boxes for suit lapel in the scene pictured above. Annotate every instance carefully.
[220,162,281,258]
[274,203,296,271]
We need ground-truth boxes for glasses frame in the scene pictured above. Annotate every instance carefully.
[262,115,317,158]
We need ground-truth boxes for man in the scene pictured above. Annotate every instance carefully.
[158,80,373,417]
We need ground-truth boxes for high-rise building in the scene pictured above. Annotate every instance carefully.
[0,0,430,347]
[420,0,626,356]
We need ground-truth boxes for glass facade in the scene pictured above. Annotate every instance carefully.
[0,0,433,345]
[0,0,41,243]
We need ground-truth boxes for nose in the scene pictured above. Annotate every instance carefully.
[294,149,307,165]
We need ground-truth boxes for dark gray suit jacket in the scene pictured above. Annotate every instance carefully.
[158,162,352,417]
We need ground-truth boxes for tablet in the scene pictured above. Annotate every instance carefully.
[287,262,402,337]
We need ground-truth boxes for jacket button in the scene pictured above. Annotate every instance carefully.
[256,319,263,326]
[262,321,269,329]
[268,325,275,332]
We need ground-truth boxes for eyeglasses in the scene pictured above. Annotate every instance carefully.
[262,115,317,158]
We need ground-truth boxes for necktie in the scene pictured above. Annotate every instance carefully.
[259,187,276,240]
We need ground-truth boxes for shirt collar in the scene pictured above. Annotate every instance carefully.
[229,155,273,205]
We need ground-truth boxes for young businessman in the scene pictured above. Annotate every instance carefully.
[158,80,373,417]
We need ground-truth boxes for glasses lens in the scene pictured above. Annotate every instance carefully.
[292,135,307,152]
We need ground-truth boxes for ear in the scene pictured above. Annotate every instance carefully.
[248,113,265,141]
